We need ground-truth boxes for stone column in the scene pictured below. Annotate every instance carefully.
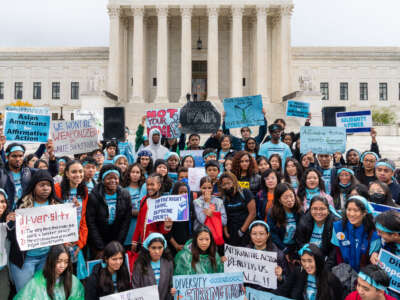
[207,6,219,102]
[230,6,243,97]
[180,6,192,103]
[107,6,121,96]
[155,6,169,103]
[271,15,281,103]
[255,6,269,100]
[132,6,145,103]
[279,4,294,99]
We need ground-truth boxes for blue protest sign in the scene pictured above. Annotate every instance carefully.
[286,100,310,118]
[4,107,50,143]
[246,287,293,300]
[371,203,400,214]
[173,272,244,300]
[300,126,346,154]
[147,194,189,224]
[223,95,264,129]
[336,110,372,133]
[180,150,205,167]
[378,249,400,293]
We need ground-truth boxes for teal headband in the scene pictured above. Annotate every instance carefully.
[298,244,312,256]
[102,169,120,181]
[113,154,127,164]
[58,159,67,164]
[361,152,379,162]
[337,168,355,176]
[143,233,167,250]
[204,152,217,159]
[82,161,96,167]
[375,162,395,172]
[376,222,398,234]
[249,220,270,232]
[0,188,8,201]
[7,145,25,155]
[165,152,180,161]
[358,272,386,291]
[347,195,374,214]
[329,205,342,219]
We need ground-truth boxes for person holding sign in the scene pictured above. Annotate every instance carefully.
[0,189,11,299]
[132,233,176,300]
[14,244,84,300]
[258,124,292,166]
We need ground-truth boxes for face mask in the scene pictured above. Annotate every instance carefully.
[224,188,235,196]
[370,193,385,204]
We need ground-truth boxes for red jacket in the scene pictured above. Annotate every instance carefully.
[54,183,88,249]
[132,195,170,245]
[345,291,396,300]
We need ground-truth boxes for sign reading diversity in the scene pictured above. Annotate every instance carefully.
[300,126,347,154]
[4,106,50,143]
[146,108,180,138]
[51,119,99,156]
[100,285,159,300]
[223,95,264,129]
[286,100,310,118]
[180,101,221,134]
[336,110,372,133]
[180,150,205,167]
[173,272,245,300]
[188,167,207,192]
[378,249,400,293]
[16,204,78,251]
[246,287,292,300]
[224,244,278,289]
[147,194,189,224]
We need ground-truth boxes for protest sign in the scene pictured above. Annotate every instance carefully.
[371,203,400,214]
[180,150,205,167]
[173,272,244,300]
[224,244,277,289]
[51,119,99,156]
[74,109,103,141]
[300,126,346,154]
[378,249,400,293]
[180,101,221,134]
[147,194,189,224]
[286,100,310,118]
[336,110,372,133]
[223,95,264,129]
[4,106,50,143]
[188,167,207,192]
[246,287,292,300]
[100,285,159,300]
[146,108,180,138]
[16,204,78,251]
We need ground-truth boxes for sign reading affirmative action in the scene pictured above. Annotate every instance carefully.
[99,285,159,300]
[300,126,347,154]
[336,110,372,133]
[224,244,278,289]
[147,194,189,224]
[16,204,78,251]
[146,108,180,138]
[223,95,264,129]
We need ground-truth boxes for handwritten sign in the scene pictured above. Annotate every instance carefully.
[146,108,180,138]
[246,287,292,300]
[100,285,159,300]
[179,101,221,134]
[188,168,207,192]
[300,126,346,154]
[173,272,244,300]
[51,119,99,156]
[147,194,189,224]
[378,249,400,293]
[16,204,78,251]
[180,150,205,167]
[4,106,50,143]
[224,244,277,289]
[336,110,372,133]
[223,95,264,129]
[286,100,310,118]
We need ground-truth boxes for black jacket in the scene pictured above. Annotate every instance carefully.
[86,184,131,251]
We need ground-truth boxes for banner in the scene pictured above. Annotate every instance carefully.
[246,287,293,300]
[378,249,400,293]
[188,167,207,192]
[173,272,245,300]
[180,150,205,167]
[146,108,180,138]
[286,100,310,118]
[147,194,189,224]
[16,204,78,251]
[300,126,346,154]
[223,95,264,129]
[224,244,277,289]
[4,106,50,143]
[51,119,99,156]
[100,285,159,300]
[336,110,372,133]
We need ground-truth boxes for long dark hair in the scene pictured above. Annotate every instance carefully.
[0,191,9,222]
[136,155,153,175]
[297,168,326,200]
[270,183,302,227]
[99,241,131,295]
[342,197,375,235]
[244,137,259,154]
[269,154,283,174]
[122,163,146,188]
[191,227,218,271]
[23,153,38,167]
[283,158,303,186]
[134,238,172,275]
[368,180,395,206]
[60,160,87,202]
[331,170,359,207]
[43,245,73,300]
[260,169,281,194]
[231,151,258,178]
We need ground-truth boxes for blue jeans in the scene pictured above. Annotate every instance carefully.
[9,254,47,291]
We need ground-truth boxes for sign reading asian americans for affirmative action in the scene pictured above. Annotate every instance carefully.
[147,194,189,224]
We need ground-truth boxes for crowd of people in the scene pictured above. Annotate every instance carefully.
[0,110,399,300]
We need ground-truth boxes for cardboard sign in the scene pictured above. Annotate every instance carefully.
[286,100,310,118]
[300,126,346,154]
[147,194,189,224]
[100,285,159,300]
[336,110,372,133]
[246,287,292,300]
[188,167,207,192]
[378,249,400,293]
[146,108,180,138]
[179,101,221,134]
[223,95,264,129]
[224,244,278,289]
[51,119,99,156]
[180,150,205,167]
[4,106,50,143]
[173,272,245,300]
[16,204,78,251]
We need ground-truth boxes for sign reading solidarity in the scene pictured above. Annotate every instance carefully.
[179,101,221,134]
[99,285,159,300]
[147,194,189,224]
[286,100,310,118]
[146,108,180,138]
[300,126,347,154]
[336,110,372,133]
[223,95,264,129]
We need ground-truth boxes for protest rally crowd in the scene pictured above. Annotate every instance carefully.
[1,105,400,300]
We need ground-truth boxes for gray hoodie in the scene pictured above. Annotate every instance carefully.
[144,128,170,161]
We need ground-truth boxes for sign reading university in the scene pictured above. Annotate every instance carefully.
[4,106,50,143]
[336,110,372,133]
[223,95,264,129]
[179,101,221,134]
[300,126,347,154]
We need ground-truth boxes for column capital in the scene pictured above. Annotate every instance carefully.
[271,15,281,26]
[207,6,219,18]
[281,4,294,16]
[131,6,144,17]
[180,6,193,18]
[231,6,244,18]
[156,6,169,17]
[107,6,121,18]
[256,6,269,17]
